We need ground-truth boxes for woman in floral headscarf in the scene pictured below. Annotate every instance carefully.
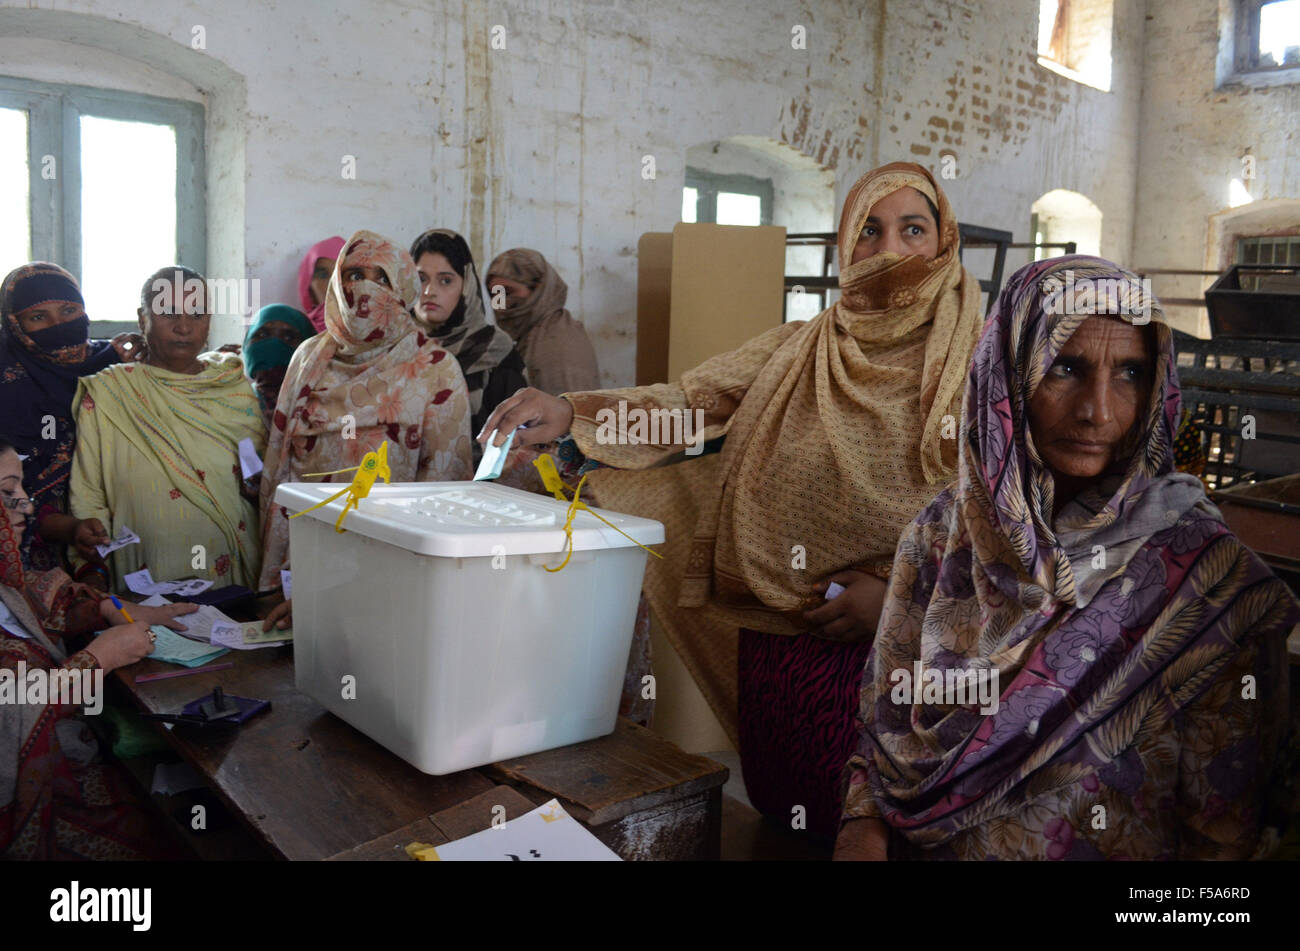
[836,256,1299,860]
[479,162,986,839]
[257,230,473,593]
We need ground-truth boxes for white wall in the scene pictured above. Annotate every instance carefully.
[0,0,1152,384]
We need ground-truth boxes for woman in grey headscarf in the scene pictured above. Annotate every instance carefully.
[485,248,600,395]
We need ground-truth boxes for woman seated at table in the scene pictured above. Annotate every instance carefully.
[478,163,985,840]
[1,439,197,859]
[485,247,601,395]
[243,303,317,429]
[0,263,143,575]
[257,230,473,620]
[410,228,527,451]
[69,267,267,590]
[834,256,1299,861]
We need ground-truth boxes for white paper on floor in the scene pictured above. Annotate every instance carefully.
[417,798,621,862]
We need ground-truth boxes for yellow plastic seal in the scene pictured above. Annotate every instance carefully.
[289,441,392,533]
[404,841,441,861]
[531,455,662,572]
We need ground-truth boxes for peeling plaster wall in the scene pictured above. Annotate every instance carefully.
[1,0,1150,383]
[1133,0,1300,335]
[873,0,1146,282]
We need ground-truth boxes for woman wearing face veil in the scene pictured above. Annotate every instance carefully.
[479,163,986,839]
[0,264,137,573]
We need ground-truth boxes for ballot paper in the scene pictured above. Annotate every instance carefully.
[825,581,846,600]
[124,568,214,598]
[174,606,237,643]
[280,569,292,599]
[95,524,140,558]
[237,437,264,480]
[210,620,289,651]
[414,798,621,862]
[144,593,289,651]
[473,427,518,481]
[101,614,229,667]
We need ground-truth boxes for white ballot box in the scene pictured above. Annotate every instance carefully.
[275,481,664,775]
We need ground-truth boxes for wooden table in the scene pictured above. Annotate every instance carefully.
[111,643,728,861]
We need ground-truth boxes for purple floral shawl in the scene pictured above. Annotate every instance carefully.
[852,255,1298,846]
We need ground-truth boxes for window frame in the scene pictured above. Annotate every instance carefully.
[1235,0,1300,73]
[683,167,774,226]
[0,74,205,286]
[1237,234,1300,264]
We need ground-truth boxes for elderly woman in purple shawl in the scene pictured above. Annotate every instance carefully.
[835,256,1298,861]
[0,263,140,575]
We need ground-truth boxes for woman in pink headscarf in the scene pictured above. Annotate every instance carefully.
[297,237,346,333]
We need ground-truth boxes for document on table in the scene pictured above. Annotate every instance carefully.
[141,596,239,643]
[124,568,213,598]
[99,608,229,667]
[95,524,140,558]
[210,620,290,651]
[410,799,621,862]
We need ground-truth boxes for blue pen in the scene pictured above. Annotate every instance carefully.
[108,595,136,624]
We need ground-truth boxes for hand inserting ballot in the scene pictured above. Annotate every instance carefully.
[477,388,574,449]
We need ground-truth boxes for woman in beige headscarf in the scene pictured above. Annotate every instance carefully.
[484,249,601,394]
[480,162,985,840]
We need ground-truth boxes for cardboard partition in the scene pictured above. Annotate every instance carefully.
[667,223,787,382]
[636,224,787,385]
[636,233,673,385]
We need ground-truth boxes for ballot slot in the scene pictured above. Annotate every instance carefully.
[370,486,559,528]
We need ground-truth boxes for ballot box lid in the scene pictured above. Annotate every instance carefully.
[274,480,665,558]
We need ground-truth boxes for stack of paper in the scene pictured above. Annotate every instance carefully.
[139,595,288,652]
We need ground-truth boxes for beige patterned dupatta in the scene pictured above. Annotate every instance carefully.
[567,163,985,742]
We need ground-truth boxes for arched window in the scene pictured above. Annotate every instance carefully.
[683,136,834,322]
[1031,189,1103,259]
